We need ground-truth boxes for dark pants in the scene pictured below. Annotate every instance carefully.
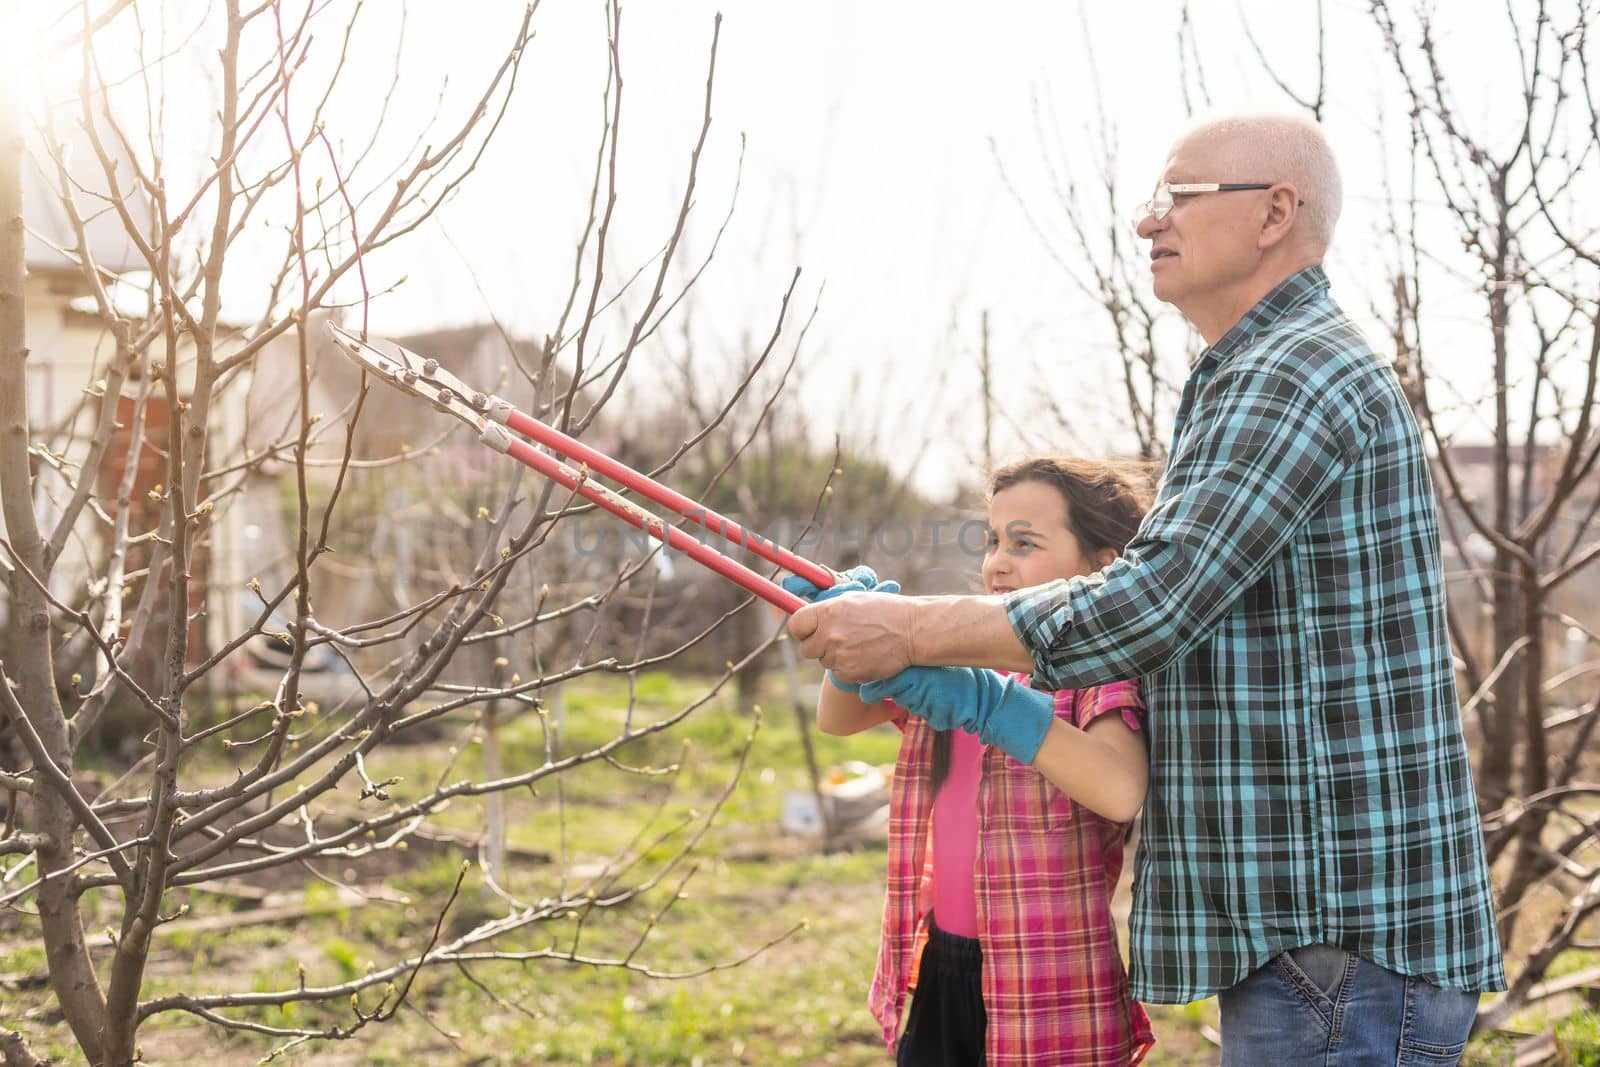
[1219,944,1481,1066]
[897,917,986,1067]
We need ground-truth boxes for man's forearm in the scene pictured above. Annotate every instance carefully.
[909,594,1038,673]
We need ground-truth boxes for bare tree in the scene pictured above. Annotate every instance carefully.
[0,2,814,1062]
[991,5,1188,462]
[1367,0,1600,1028]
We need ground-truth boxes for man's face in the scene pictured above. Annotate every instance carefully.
[1135,131,1267,315]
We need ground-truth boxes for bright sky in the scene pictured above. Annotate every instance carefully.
[10,0,1563,498]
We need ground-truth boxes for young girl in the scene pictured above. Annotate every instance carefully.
[809,457,1154,1066]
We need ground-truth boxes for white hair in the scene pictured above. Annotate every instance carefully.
[1181,113,1344,249]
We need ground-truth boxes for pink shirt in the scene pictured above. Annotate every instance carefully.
[930,727,983,937]
[870,675,1155,1066]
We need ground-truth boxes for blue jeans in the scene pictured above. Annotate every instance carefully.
[1219,944,1480,1066]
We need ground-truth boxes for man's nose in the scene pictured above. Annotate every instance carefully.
[1134,211,1163,239]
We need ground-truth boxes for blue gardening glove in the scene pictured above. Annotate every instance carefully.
[825,670,861,696]
[781,564,899,603]
[858,666,1055,765]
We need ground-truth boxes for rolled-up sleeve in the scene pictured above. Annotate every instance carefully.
[1005,365,1371,691]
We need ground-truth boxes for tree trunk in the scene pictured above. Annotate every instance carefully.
[733,601,766,709]
[1479,206,1519,831]
[1481,561,1522,823]
[1492,568,1554,950]
[0,71,107,1064]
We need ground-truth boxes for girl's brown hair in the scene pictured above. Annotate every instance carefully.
[929,456,1154,791]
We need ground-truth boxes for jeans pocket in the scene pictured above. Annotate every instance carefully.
[1396,978,1477,1067]
[1221,958,1337,1065]
[1397,1042,1466,1067]
[1272,945,1351,1018]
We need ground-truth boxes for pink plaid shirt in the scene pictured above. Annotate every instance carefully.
[868,676,1155,1066]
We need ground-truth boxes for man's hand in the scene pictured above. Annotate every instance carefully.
[787,593,918,683]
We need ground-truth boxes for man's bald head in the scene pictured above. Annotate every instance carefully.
[1176,113,1343,251]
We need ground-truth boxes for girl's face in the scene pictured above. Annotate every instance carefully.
[981,479,1116,596]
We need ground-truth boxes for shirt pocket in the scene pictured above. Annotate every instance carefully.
[994,751,1074,831]
[1047,782,1076,831]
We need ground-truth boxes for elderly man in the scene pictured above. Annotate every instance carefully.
[790,113,1505,1063]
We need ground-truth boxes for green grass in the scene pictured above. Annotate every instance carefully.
[15,666,1574,1065]
[1560,1009,1600,1064]
[3,944,47,973]
[10,667,900,1064]
[1547,949,1600,983]
[1470,1006,1600,1066]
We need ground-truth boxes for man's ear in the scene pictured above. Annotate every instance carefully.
[1257,184,1300,249]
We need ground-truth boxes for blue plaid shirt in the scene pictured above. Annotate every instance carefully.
[1006,267,1505,1003]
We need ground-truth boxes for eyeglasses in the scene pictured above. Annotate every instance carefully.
[1133,182,1298,229]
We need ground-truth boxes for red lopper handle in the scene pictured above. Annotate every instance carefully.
[500,437,807,614]
[496,405,835,592]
